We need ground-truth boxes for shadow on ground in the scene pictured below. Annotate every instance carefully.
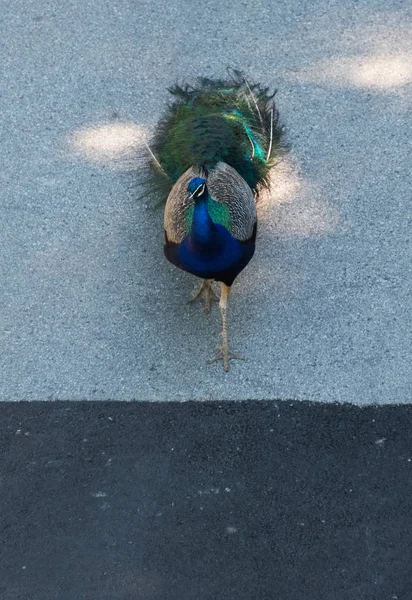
[1,400,411,599]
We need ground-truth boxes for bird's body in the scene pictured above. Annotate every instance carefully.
[163,165,257,286]
[149,71,285,370]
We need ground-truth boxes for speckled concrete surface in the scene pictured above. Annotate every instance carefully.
[1,0,411,402]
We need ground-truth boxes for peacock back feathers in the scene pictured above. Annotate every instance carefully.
[148,70,286,201]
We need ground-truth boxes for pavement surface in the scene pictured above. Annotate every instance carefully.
[1,0,411,403]
[2,400,412,600]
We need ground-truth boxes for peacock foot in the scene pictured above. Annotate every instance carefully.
[187,279,219,314]
[208,344,247,372]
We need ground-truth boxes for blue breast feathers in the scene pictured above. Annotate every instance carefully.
[178,222,245,278]
[164,184,256,286]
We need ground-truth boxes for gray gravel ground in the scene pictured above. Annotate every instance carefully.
[1,0,411,402]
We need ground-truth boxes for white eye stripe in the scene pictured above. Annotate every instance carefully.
[189,183,205,199]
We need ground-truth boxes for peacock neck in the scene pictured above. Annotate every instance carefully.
[189,196,218,248]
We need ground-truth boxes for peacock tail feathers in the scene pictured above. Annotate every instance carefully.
[147,70,287,202]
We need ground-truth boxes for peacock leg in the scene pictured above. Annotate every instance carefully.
[208,283,247,372]
[187,279,218,313]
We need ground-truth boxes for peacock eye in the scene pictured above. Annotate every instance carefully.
[189,183,206,199]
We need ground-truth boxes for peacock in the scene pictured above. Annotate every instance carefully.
[147,70,286,371]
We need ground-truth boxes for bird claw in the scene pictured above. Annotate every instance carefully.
[208,346,247,372]
[187,280,219,314]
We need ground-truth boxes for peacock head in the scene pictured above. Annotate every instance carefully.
[187,177,207,201]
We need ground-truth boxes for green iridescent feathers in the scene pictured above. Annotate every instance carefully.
[147,70,287,201]
[184,197,232,234]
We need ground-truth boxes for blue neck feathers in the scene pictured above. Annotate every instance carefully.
[173,176,247,280]
[178,195,242,277]
[190,196,218,248]
[165,177,256,284]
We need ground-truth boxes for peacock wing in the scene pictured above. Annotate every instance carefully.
[207,162,256,242]
[164,166,201,244]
